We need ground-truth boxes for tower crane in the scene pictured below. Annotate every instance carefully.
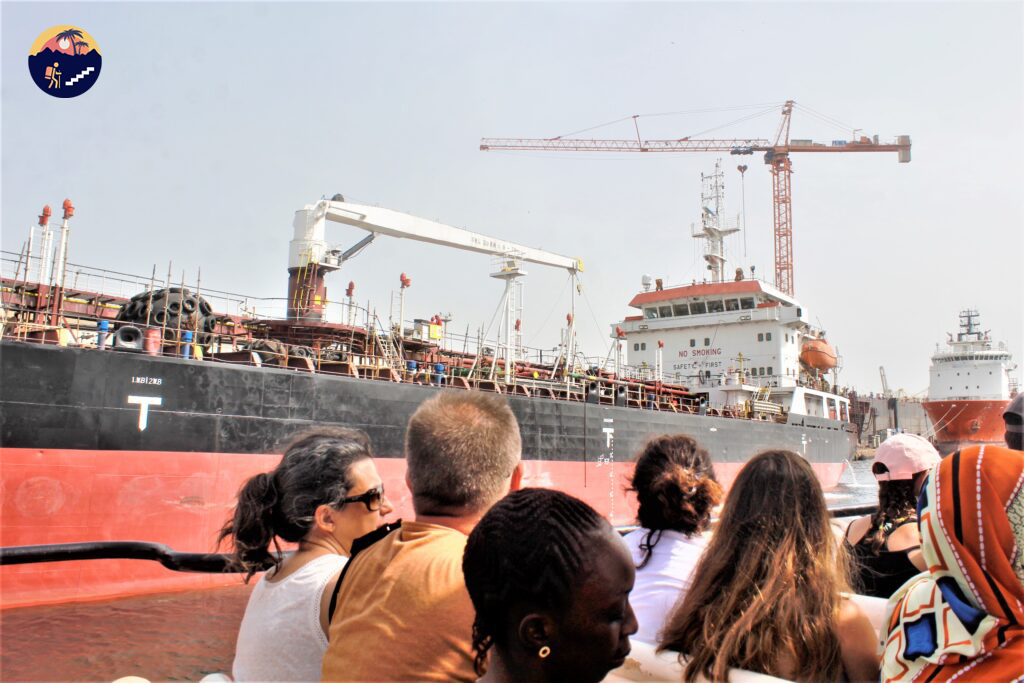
[481,100,911,296]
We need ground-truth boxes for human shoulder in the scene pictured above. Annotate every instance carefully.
[836,597,881,683]
[883,521,921,552]
[845,515,872,544]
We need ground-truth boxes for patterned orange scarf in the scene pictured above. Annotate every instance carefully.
[881,445,1024,682]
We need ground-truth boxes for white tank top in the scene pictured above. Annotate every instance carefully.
[232,553,348,682]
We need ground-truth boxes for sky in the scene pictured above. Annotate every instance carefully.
[2,1,1022,395]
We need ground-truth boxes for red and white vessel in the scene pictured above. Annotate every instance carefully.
[923,310,1017,455]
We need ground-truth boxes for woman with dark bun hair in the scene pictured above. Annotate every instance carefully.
[462,488,638,683]
[219,427,393,682]
[622,434,722,643]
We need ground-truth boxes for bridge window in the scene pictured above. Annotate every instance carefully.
[740,298,755,309]
[758,333,764,342]
[726,299,740,311]
[704,337,710,346]
[690,338,696,348]
[659,305,673,318]
[633,343,639,351]
[707,300,725,313]
[641,343,646,350]
[767,366,773,375]
[644,308,658,319]
[766,332,772,341]
[690,301,707,314]
[673,304,689,316]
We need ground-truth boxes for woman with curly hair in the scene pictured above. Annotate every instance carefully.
[462,488,638,683]
[659,450,879,683]
[622,434,722,643]
[844,433,939,598]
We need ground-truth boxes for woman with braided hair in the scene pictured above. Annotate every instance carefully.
[218,427,393,682]
[843,433,939,598]
[622,434,722,643]
[462,488,638,683]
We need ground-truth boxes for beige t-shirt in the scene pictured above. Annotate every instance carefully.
[320,521,476,682]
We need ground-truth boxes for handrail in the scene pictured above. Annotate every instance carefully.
[2,505,876,572]
[0,541,281,573]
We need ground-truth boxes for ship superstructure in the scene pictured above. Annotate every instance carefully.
[616,161,850,424]
[923,310,1017,453]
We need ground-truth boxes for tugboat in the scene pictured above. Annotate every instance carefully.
[922,310,1018,455]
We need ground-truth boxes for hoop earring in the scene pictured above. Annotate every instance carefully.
[538,645,551,659]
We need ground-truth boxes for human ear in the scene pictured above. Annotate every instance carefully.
[313,504,335,533]
[517,613,555,652]
[509,462,524,492]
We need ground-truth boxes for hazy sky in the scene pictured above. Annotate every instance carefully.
[3,1,1021,395]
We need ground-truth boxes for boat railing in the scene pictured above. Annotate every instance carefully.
[0,502,878,571]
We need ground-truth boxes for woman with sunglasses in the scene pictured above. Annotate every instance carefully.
[220,427,393,682]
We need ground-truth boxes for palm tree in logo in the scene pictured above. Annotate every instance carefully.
[75,41,89,55]
[55,28,84,55]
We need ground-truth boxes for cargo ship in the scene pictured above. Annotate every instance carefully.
[0,177,855,608]
[923,310,1018,455]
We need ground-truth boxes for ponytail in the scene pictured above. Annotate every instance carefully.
[217,427,373,582]
[218,472,282,581]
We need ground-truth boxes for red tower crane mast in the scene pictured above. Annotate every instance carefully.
[481,100,911,297]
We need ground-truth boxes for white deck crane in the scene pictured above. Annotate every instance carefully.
[288,196,583,384]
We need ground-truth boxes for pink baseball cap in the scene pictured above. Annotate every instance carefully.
[872,433,942,481]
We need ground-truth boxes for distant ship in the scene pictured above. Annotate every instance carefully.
[923,310,1018,455]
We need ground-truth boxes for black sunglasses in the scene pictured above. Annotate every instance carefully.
[339,485,385,512]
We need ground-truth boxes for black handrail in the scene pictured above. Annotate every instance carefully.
[0,504,876,573]
[0,541,281,573]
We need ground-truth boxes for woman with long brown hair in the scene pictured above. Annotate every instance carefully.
[658,450,878,683]
[623,434,722,643]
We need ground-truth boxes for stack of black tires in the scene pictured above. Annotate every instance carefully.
[115,288,218,348]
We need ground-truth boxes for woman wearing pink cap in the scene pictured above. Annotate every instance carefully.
[843,433,941,598]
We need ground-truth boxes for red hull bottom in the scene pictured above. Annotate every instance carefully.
[0,448,845,609]
[922,399,1009,455]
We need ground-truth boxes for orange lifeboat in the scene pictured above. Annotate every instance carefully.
[800,338,838,371]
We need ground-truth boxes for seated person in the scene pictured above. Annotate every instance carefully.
[881,445,1024,682]
[222,428,393,683]
[462,488,638,683]
[659,450,879,683]
[844,433,940,598]
[622,434,722,643]
[320,392,522,682]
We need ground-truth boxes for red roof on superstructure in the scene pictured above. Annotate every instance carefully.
[628,280,765,308]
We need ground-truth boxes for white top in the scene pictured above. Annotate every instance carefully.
[622,528,708,644]
[232,553,348,682]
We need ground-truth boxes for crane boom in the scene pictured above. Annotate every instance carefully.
[290,198,581,274]
[480,138,770,153]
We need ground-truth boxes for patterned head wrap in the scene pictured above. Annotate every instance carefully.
[880,445,1024,682]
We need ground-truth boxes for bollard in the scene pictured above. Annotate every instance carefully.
[183,331,193,359]
[97,320,109,350]
[143,328,161,356]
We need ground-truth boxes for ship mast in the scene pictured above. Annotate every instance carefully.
[691,160,740,283]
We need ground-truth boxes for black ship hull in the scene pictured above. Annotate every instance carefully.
[0,341,854,607]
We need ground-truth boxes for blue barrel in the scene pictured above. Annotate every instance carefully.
[432,363,445,385]
[97,320,109,350]
[406,360,418,372]
[183,330,193,359]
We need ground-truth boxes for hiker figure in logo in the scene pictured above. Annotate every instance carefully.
[46,62,60,89]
